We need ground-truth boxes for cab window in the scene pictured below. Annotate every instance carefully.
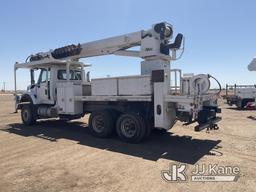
[57,70,82,80]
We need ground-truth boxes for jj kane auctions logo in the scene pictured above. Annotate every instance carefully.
[161,163,240,182]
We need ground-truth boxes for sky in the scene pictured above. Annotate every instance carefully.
[0,0,255,90]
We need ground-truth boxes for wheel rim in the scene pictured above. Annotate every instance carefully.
[120,118,136,138]
[22,109,29,122]
[92,115,105,133]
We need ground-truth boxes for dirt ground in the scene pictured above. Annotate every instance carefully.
[0,94,255,192]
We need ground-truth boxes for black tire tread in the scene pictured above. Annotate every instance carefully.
[116,112,146,143]
[21,105,36,125]
[88,110,114,138]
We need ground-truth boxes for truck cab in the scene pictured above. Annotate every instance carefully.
[16,61,88,122]
[28,64,84,104]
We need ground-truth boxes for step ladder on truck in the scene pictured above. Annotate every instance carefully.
[14,22,221,143]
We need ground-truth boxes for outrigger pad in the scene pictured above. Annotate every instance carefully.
[195,117,222,132]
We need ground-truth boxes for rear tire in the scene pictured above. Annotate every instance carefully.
[116,112,146,143]
[21,105,36,125]
[88,110,114,138]
[237,100,244,110]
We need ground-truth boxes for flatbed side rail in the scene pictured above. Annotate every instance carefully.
[74,95,152,102]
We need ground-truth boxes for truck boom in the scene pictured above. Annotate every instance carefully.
[27,22,181,63]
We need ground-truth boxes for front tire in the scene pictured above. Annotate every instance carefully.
[227,100,232,106]
[21,105,36,125]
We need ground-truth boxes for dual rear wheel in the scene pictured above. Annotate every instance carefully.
[88,110,151,143]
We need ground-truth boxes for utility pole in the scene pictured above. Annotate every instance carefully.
[2,82,6,92]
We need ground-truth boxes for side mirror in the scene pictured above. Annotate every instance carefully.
[86,72,91,82]
[168,33,183,49]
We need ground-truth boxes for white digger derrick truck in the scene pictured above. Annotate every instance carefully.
[14,22,221,143]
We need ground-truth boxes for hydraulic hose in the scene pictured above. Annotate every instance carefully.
[25,55,31,63]
[209,74,222,95]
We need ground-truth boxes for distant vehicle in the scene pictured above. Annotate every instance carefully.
[224,84,256,109]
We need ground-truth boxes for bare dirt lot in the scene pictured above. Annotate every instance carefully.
[0,94,255,192]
